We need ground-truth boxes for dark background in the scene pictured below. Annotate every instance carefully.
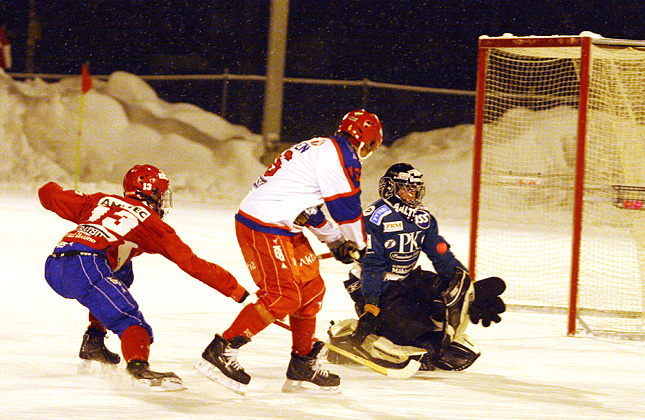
[2,1,644,142]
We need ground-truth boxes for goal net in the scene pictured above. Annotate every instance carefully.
[470,33,645,339]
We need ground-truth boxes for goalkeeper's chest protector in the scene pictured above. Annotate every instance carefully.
[361,199,463,283]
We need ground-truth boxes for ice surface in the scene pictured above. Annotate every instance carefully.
[1,188,643,420]
[1,71,643,420]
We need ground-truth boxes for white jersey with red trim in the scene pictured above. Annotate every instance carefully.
[237,135,366,249]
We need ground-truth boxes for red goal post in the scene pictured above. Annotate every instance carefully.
[469,33,645,339]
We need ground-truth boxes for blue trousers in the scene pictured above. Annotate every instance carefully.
[44,243,153,341]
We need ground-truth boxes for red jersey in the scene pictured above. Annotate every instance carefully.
[39,182,246,301]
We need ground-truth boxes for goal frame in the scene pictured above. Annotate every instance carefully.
[469,34,645,336]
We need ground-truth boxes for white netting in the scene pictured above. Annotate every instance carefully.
[473,36,645,338]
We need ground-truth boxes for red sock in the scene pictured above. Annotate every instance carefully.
[289,316,316,356]
[223,302,275,340]
[121,325,151,363]
[88,312,107,333]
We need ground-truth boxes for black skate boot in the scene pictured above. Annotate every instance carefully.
[282,341,341,394]
[419,351,436,371]
[126,360,186,391]
[78,328,121,374]
[195,334,251,395]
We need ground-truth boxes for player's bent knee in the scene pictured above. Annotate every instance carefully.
[259,294,301,320]
[295,298,324,318]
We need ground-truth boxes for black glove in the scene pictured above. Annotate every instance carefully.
[351,304,380,343]
[343,274,365,307]
[328,239,365,264]
[469,277,506,327]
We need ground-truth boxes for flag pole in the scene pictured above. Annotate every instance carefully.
[74,63,92,189]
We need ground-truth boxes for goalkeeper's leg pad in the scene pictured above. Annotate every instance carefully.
[435,334,480,371]
[360,334,426,365]
[326,319,365,365]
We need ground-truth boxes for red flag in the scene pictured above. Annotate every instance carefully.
[81,63,93,93]
[0,26,11,69]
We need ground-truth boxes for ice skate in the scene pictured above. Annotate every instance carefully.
[126,360,186,391]
[195,334,251,395]
[282,341,341,394]
[418,351,436,371]
[77,328,120,374]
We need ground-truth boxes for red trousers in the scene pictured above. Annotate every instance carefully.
[224,221,326,355]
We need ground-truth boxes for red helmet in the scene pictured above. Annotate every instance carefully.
[123,164,172,218]
[337,109,383,160]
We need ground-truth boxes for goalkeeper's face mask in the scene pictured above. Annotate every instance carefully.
[393,179,425,208]
[396,182,425,207]
[379,163,426,208]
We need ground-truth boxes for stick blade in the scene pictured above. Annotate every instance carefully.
[385,359,421,379]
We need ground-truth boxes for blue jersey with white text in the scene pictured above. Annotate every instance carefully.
[359,198,466,305]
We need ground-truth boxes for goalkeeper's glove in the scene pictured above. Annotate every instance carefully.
[351,303,380,344]
[328,239,365,264]
[469,277,506,327]
[469,295,505,327]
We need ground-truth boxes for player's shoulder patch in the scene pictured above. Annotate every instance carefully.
[369,205,392,225]
[363,205,376,217]
[383,220,403,232]
[413,208,432,229]
[307,137,327,146]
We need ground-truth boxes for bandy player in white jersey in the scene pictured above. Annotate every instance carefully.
[196,110,383,394]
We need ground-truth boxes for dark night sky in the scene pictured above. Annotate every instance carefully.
[4,1,644,88]
[2,0,645,140]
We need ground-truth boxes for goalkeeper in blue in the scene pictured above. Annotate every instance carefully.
[327,163,506,372]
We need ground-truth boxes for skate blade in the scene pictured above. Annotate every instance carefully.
[194,359,247,395]
[78,359,92,375]
[132,377,187,392]
[281,379,341,395]
[78,359,119,376]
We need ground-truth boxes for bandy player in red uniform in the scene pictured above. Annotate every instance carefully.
[195,110,384,394]
[40,164,249,390]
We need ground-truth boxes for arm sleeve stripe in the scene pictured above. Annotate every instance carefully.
[326,193,362,224]
[324,188,361,202]
[331,138,357,189]
[337,214,362,225]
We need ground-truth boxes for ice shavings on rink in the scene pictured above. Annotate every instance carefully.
[0,72,644,419]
